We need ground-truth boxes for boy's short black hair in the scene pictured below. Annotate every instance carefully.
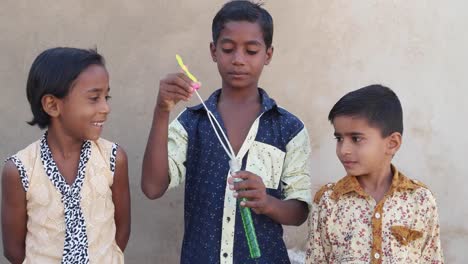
[328,84,403,137]
[212,0,273,49]
[26,47,105,129]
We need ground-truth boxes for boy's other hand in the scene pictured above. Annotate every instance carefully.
[156,73,197,112]
[228,171,272,215]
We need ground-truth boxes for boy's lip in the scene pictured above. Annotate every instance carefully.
[228,71,249,76]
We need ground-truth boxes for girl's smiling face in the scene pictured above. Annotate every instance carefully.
[54,64,111,141]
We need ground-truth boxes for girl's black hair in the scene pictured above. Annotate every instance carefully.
[26,47,105,129]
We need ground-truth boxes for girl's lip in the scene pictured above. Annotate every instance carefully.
[91,121,105,127]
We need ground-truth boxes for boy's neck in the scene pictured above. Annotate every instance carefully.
[219,84,260,105]
[356,163,394,203]
[46,126,85,159]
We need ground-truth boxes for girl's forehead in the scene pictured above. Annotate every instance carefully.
[71,65,109,93]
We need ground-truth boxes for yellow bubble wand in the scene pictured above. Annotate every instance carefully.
[176,54,261,259]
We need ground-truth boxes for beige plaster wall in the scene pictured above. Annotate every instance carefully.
[0,1,466,263]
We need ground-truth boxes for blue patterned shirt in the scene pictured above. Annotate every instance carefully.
[168,88,311,264]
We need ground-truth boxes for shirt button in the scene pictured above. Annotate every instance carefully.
[375,212,381,219]
[374,253,380,259]
[223,253,228,258]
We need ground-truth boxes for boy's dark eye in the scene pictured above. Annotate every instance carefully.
[335,136,343,142]
[222,48,233,53]
[352,136,362,143]
[247,50,259,55]
[105,95,112,101]
[90,97,99,102]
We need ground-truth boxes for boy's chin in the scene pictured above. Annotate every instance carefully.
[224,79,256,89]
[343,167,366,177]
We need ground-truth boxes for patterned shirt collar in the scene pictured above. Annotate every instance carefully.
[331,164,423,200]
[187,87,280,114]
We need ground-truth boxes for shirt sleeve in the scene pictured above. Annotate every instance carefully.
[167,118,189,189]
[421,190,444,263]
[280,127,312,206]
[305,192,332,263]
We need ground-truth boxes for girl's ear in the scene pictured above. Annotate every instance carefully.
[265,46,274,65]
[210,42,217,62]
[41,94,61,118]
[386,132,402,156]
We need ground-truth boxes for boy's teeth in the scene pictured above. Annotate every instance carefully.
[93,122,103,127]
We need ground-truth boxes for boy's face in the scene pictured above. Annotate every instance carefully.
[333,115,401,177]
[210,21,273,90]
[49,65,111,141]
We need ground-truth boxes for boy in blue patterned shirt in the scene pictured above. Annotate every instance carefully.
[141,1,311,263]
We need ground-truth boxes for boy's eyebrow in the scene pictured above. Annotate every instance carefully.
[219,38,235,45]
[334,132,365,136]
[219,38,262,46]
[245,40,262,46]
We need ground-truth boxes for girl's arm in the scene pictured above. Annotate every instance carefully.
[1,161,27,263]
[111,147,131,251]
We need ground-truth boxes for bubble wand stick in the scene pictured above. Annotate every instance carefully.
[176,54,261,259]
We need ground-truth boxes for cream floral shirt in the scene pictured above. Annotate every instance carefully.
[306,165,444,264]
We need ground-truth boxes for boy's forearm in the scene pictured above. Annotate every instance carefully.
[141,107,171,199]
[262,196,309,226]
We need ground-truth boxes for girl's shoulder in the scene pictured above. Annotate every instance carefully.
[92,138,121,174]
[4,139,41,192]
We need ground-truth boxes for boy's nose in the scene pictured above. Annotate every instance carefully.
[339,141,352,156]
[232,51,245,65]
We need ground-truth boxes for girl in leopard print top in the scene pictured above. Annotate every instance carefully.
[2,47,131,264]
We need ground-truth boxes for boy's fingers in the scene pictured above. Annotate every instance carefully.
[240,200,262,209]
[171,75,195,94]
[166,85,192,99]
[175,73,198,91]
[230,179,248,190]
[163,73,194,94]
[162,90,188,103]
[231,171,255,180]
[235,189,261,200]
[232,179,262,191]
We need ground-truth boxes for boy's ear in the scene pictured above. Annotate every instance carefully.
[386,132,402,156]
[265,46,274,65]
[41,94,61,118]
[210,42,217,62]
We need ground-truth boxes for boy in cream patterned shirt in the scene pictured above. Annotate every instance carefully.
[306,85,443,263]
